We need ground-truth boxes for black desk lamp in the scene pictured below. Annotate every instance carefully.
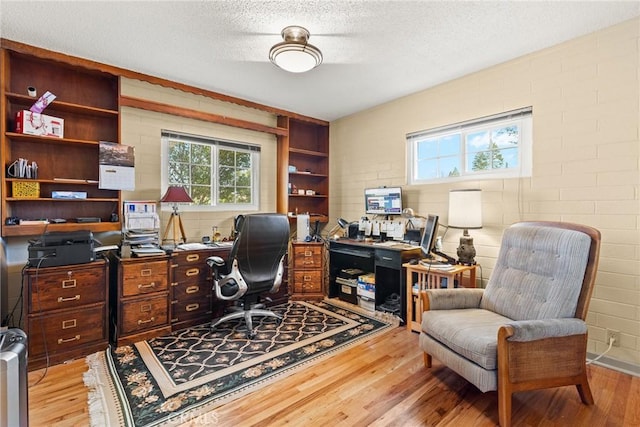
[327,217,350,239]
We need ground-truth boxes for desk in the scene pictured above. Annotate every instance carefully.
[404,262,478,333]
[329,239,421,322]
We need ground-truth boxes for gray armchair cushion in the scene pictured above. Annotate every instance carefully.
[506,318,587,342]
[422,308,512,370]
[480,225,591,321]
[424,288,485,310]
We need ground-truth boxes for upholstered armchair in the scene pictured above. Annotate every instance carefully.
[419,221,601,427]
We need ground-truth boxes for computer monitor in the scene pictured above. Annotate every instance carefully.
[364,187,403,215]
[420,214,439,257]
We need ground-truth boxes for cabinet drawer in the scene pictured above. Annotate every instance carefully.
[29,268,105,312]
[121,295,169,334]
[172,281,211,300]
[293,246,323,269]
[28,304,106,357]
[122,261,168,296]
[174,264,209,285]
[375,249,401,269]
[293,270,322,293]
[171,295,212,325]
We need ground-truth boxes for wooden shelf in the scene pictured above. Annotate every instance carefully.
[289,172,327,178]
[1,45,121,237]
[277,117,329,222]
[6,92,118,117]
[7,197,119,202]
[289,147,328,157]
[3,221,121,237]
[5,132,103,146]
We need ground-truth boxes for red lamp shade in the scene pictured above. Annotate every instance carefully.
[160,186,193,204]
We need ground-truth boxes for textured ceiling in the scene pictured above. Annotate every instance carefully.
[1,1,639,121]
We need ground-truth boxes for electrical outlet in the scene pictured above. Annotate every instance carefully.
[606,329,620,347]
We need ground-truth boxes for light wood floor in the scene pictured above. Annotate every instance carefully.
[28,326,640,426]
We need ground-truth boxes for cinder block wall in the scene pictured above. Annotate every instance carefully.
[120,79,279,242]
[329,18,639,370]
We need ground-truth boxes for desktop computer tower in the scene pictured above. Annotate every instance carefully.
[0,328,28,427]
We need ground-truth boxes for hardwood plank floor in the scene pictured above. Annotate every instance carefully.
[28,326,639,426]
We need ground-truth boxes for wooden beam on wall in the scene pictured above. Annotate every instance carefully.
[0,38,329,127]
[120,96,288,136]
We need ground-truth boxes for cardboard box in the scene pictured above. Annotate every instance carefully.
[15,110,64,138]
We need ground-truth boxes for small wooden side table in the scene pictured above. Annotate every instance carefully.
[404,262,478,333]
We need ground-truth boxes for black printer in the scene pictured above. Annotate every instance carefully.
[28,230,95,267]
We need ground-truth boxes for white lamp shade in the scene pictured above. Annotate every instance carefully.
[448,189,482,229]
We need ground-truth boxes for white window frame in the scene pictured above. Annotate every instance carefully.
[161,130,261,212]
[407,107,532,185]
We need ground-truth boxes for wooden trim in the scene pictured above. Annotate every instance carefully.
[0,38,329,126]
[120,96,288,136]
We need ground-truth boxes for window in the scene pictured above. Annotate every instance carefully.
[407,107,532,184]
[162,130,260,210]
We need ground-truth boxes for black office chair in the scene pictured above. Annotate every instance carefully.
[206,213,290,338]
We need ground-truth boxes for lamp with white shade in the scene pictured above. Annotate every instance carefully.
[448,189,482,265]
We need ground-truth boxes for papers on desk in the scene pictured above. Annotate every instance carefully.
[175,241,235,251]
[373,241,420,250]
[131,247,166,257]
[419,260,455,271]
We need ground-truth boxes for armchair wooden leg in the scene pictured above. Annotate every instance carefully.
[576,373,594,405]
[423,352,432,368]
[498,386,512,427]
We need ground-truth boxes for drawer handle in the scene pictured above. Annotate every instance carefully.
[62,319,77,329]
[382,256,393,261]
[58,295,80,303]
[304,250,313,257]
[58,335,80,344]
[61,279,77,289]
[138,317,155,325]
[186,254,200,262]
[303,260,314,265]
[303,275,312,282]
[140,269,152,276]
[138,282,156,289]
[185,303,199,312]
[186,285,200,294]
[186,268,199,277]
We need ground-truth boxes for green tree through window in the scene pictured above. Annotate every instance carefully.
[164,131,260,209]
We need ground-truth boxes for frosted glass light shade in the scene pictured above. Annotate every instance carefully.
[269,26,322,73]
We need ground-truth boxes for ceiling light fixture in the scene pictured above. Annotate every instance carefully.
[269,26,322,73]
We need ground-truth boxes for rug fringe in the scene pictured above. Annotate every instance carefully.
[322,297,402,327]
[83,352,108,427]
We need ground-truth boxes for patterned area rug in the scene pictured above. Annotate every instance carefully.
[84,300,393,427]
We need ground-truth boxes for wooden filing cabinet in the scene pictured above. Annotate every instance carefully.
[23,259,109,370]
[110,254,171,346]
[170,248,229,330]
[290,241,324,300]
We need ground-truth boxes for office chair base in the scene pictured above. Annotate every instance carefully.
[212,308,283,338]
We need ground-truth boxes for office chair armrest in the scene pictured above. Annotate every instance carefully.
[206,256,226,268]
[503,318,587,342]
[421,288,484,311]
